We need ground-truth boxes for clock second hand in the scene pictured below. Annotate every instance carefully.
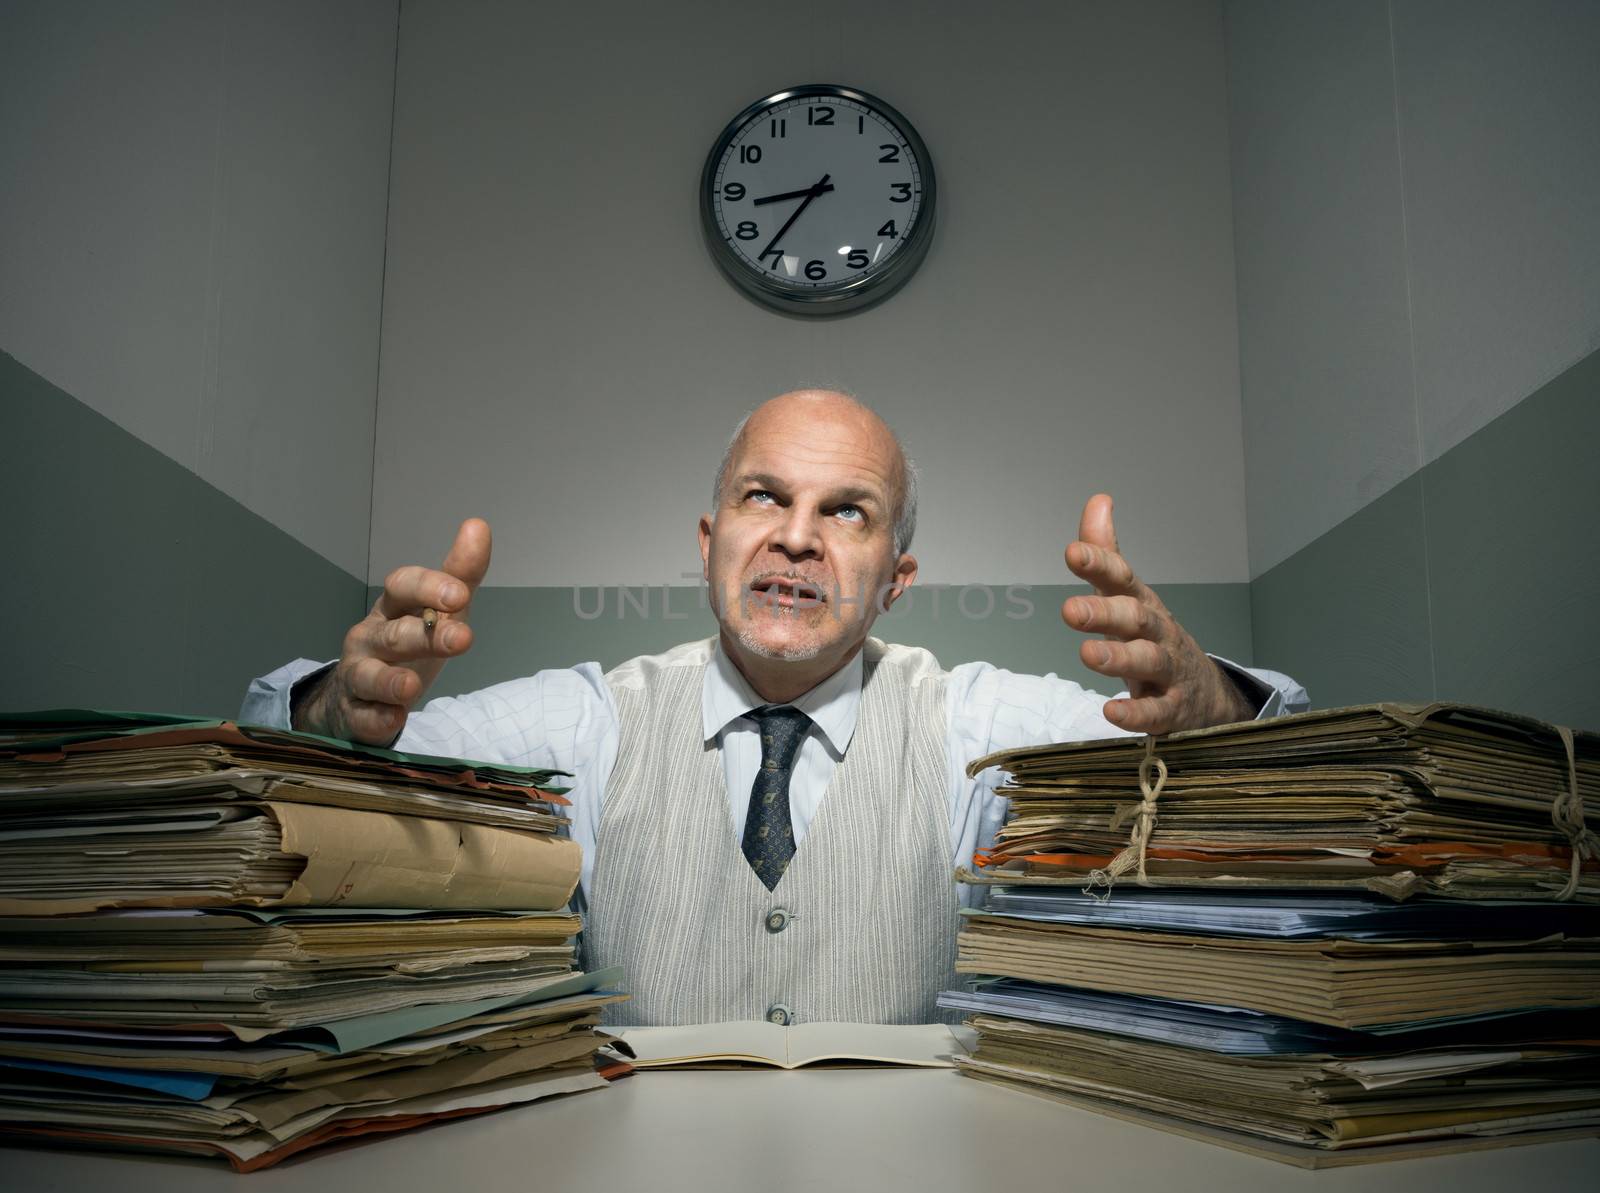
[757,173,831,265]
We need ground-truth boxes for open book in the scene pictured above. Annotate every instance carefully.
[618,1021,972,1069]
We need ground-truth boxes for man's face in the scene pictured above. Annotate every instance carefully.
[698,395,917,688]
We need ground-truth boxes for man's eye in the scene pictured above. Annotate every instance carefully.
[835,504,864,523]
[747,490,776,505]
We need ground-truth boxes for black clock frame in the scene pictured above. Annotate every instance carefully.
[699,83,938,317]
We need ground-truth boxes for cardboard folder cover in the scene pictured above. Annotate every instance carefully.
[0,802,581,914]
[270,802,580,910]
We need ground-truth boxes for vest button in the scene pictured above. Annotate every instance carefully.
[764,908,791,933]
[766,1003,793,1026]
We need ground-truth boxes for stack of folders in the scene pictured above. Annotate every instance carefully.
[0,710,630,1170]
[962,702,1598,901]
[940,702,1600,1166]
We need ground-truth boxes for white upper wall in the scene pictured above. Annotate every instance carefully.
[370,0,1252,588]
[0,0,397,579]
[1229,0,1600,577]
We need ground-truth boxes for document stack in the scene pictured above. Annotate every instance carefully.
[941,702,1600,1166]
[0,710,629,1170]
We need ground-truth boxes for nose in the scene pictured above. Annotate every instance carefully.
[768,502,823,559]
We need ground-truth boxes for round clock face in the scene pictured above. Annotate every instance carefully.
[700,84,937,315]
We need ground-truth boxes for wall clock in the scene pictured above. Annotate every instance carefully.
[699,84,937,316]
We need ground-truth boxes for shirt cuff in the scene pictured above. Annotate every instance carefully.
[1206,654,1308,720]
[240,658,336,730]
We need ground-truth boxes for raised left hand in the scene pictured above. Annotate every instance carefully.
[1063,494,1254,734]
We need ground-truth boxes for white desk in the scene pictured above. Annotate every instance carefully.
[5,1069,1598,1192]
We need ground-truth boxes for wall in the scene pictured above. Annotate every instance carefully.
[1228,0,1600,727]
[369,0,1259,693]
[1,0,399,715]
[23,2,1590,723]
[3,351,370,716]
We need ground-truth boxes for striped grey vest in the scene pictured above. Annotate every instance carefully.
[585,637,958,1026]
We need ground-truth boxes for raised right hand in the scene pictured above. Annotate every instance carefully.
[1063,496,1251,733]
[294,518,492,744]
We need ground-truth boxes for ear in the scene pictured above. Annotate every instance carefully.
[880,552,919,611]
[697,513,713,581]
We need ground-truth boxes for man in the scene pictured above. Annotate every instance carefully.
[244,390,1305,1025]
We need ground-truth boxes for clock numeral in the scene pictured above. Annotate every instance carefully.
[735,221,759,240]
[878,144,901,164]
[758,246,783,269]
[857,115,864,134]
[807,106,834,126]
[739,144,762,164]
[722,183,746,202]
[770,118,786,138]
[845,249,871,270]
[889,183,912,203]
[804,259,827,280]
[878,219,898,238]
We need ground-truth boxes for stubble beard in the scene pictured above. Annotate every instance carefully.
[710,559,885,665]
[731,607,830,662]
[712,564,837,663]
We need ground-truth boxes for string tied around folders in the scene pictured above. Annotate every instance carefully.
[1084,735,1167,900]
[1552,724,1598,902]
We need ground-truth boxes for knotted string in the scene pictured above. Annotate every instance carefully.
[1552,725,1597,901]
[1084,736,1168,900]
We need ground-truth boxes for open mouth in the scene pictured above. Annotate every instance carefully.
[749,577,826,609]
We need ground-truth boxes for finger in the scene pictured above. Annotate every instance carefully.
[1064,541,1145,598]
[1102,692,1182,735]
[360,612,474,663]
[376,565,471,620]
[1062,594,1155,641]
[345,655,425,706]
[1080,637,1171,687]
[1077,493,1119,553]
[441,518,493,591]
[343,698,410,747]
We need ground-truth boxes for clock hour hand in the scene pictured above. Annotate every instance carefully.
[752,182,837,206]
[758,173,831,261]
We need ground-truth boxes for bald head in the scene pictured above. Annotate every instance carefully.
[712,390,918,556]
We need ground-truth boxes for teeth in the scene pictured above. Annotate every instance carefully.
[754,581,819,599]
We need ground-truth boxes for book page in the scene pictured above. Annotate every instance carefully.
[619,1021,787,1067]
[787,1023,966,1067]
[618,1022,968,1068]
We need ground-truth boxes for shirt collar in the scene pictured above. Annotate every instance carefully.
[702,641,863,756]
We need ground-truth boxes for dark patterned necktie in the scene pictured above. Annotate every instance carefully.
[741,704,811,890]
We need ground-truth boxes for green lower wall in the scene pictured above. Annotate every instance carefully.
[1252,344,1600,729]
[399,582,1256,701]
[2,350,370,718]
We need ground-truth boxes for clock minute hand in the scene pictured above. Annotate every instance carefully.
[752,182,837,206]
[758,173,832,261]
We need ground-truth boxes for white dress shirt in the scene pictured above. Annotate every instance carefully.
[242,644,1308,907]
